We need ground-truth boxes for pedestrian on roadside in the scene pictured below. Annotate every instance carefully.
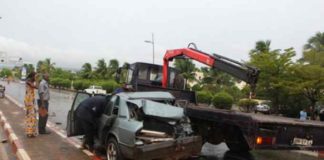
[320,108,324,121]
[309,106,315,120]
[37,73,51,134]
[24,71,38,138]
[300,108,307,121]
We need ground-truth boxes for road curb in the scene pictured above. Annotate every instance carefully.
[0,111,31,160]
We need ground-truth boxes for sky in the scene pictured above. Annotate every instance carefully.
[0,0,323,69]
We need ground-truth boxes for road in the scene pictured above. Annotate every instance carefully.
[0,81,322,160]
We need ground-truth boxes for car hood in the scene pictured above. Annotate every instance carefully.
[131,99,184,120]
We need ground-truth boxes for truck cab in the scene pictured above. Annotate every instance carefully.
[119,62,185,90]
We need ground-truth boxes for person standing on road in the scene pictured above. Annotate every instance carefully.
[320,108,324,121]
[300,108,307,121]
[75,96,107,151]
[24,72,38,138]
[37,73,51,134]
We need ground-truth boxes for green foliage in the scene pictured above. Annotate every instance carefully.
[302,49,324,66]
[107,59,119,78]
[51,68,75,80]
[174,59,196,84]
[37,58,55,74]
[249,40,271,54]
[98,80,120,93]
[212,91,234,110]
[12,67,22,79]
[73,80,91,91]
[192,84,203,91]
[288,64,324,107]
[50,78,71,89]
[197,91,213,104]
[248,41,296,113]
[238,99,258,112]
[0,68,12,77]
[80,63,93,79]
[198,67,240,102]
[95,59,108,79]
[303,32,324,52]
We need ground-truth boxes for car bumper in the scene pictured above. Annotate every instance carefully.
[130,136,202,160]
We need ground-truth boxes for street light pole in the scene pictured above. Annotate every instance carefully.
[144,33,155,64]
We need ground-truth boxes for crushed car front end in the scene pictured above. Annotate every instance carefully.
[116,93,202,159]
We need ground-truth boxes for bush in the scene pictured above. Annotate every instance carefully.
[192,84,203,91]
[98,80,120,93]
[50,78,71,89]
[73,80,91,91]
[212,91,234,110]
[197,91,213,104]
[237,99,258,112]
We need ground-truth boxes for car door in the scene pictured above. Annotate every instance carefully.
[97,95,118,142]
[66,91,91,137]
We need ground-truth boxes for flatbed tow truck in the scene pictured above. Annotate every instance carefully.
[116,44,324,152]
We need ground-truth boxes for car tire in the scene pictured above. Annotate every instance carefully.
[106,137,124,160]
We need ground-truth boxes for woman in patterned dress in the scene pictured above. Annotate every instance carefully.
[24,72,38,137]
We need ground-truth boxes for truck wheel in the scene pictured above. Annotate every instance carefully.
[225,126,250,152]
[106,138,124,160]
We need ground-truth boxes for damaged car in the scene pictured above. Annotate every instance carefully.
[66,91,202,160]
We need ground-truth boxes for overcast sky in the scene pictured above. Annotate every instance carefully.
[0,0,323,69]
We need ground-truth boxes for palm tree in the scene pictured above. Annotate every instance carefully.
[80,63,92,79]
[173,59,196,88]
[304,32,324,51]
[200,67,235,93]
[107,59,119,78]
[249,40,271,55]
[38,58,55,74]
[302,32,324,66]
[36,60,43,73]
[95,59,108,79]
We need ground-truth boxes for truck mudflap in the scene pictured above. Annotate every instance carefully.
[133,136,202,160]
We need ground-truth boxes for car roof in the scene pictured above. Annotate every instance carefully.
[118,91,175,100]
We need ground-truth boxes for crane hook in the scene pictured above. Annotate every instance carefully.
[187,43,198,50]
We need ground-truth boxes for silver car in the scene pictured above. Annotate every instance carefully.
[67,91,201,160]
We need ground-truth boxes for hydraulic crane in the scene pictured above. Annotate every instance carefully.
[162,43,259,96]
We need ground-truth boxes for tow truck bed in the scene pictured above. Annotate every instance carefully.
[185,104,324,151]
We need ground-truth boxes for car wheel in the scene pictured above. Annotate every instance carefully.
[106,138,123,160]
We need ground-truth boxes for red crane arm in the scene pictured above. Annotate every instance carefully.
[162,47,259,89]
[162,48,216,88]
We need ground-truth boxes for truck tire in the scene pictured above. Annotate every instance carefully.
[224,126,250,152]
[106,138,124,160]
